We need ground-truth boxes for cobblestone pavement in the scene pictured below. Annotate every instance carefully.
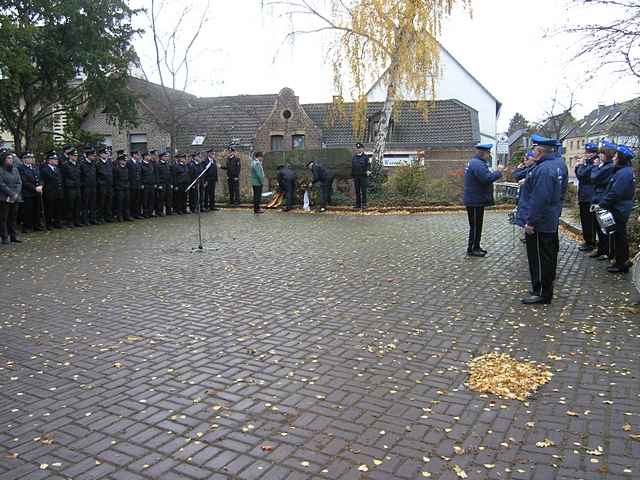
[0,210,639,480]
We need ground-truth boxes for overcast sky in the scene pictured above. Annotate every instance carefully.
[131,0,640,132]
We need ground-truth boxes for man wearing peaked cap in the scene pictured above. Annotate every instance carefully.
[597,144,636,273]
[221,146,241,206]
[463,143,504,257]
[95,146,114,223]
[61,147,82,227]
[351,142,370,210]
[172,153,190,213]
[80,147,98,225]
[589,140,617,259]
[40,150,64,229]
[156,150,173,215]
[575,142,599,251]
[17,151,44,233]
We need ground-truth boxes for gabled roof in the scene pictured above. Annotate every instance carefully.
[303,99,480,149]
[507,128,528,147]
[365,42,502,116]
[568,97,640,138]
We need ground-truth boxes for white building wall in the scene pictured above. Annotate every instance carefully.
[367,46,500,153]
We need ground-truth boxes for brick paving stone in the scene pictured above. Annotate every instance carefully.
[1,211,639,479]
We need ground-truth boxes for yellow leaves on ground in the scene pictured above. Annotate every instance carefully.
[468,353,552,401]
[536,438,555,448]
[452,464,468,478]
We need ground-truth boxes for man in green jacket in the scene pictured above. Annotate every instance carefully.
[251,152,265,214]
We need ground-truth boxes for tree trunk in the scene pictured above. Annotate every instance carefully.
[370,63,398,189]
[24,108,35,155]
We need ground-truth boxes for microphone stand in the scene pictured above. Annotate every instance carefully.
[186,161,212,252]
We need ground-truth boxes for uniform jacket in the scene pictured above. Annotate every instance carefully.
[351,153,370,177]
[598,165,636,222]
[574,156,596,203]
[156,161,172,185]
[141,161,158,186]
[96,160,114,188]
[203,158,218,183]
[80,160,97,189]
[463,156,502,207]
[223,155,241,179]
[18,164,41,198]
[126,159,142,188]
[187,161,202,182]
[278,168,297,191]
[590,160,615,203]
[250,159,265,186]
[523,155,562,233]
[61,161,81,189]
[514,165,534,227]
[40,164,64,199]
[0,165,23,203]
[311,164,333,184]
[113,163,130,191]
[172,162,190,186]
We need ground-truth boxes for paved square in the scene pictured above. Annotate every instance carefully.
[1,211,639,480]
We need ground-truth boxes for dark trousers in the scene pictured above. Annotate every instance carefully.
[43,194,63,228]
[466,206,485,252]
[611,217,629,267]
[65,188,81,225]
[174,185,187,213]
[0,202,18,240]
[579,202,595,246]
[593,212,610,256]
[21,195,42,231]
[526,231,559,300]
[142,186,155,217]
[97,185,113,222]
[354,175,368,208]
[115,190,131,220]
[156,184,172,215]
[130,188,142,217]
[205,181,216,209]
[283,180,296,209]
[81,188,97,224]
[319,177,335,209]
[228,178,240,205]
[252,185,262,212]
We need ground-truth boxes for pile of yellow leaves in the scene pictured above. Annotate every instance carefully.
[468,353,553,401]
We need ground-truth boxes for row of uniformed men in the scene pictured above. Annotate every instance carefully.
[0,145,248,238]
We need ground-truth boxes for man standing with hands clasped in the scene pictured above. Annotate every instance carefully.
[351,142,370,210]
[520,135,564,305]
[463,143,504,257]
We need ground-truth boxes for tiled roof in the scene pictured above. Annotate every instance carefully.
[302,100,480,149]
[175,94,278,152]
[569,98,640,138]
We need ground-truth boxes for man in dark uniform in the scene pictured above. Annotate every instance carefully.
[187,153,201,213]
[521,135,564,305]
[221,146,241,205]
[127,150,143,219]
[307,160,335,212]
[589,140,617,260]
[113,152,132,221]
[574,142,598,251]
[96,147,114,223]
[40,151,64,229]
[462,143,504,257]
[61,148,82,227]
[149,150,160,215]
[59,144,74,166]
[351,142,370,210]
[140,151,157,217]
[80,148,98,225]
[18,151,43,232]
[172,153,190,214]
[277,165,297,211]
[203,149,219,211]
[156,151,173,215]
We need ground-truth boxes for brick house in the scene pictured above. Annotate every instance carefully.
[81,78,481,196]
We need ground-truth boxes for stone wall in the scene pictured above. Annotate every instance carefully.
[80,110,170,154]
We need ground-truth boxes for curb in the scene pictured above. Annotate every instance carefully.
[559,218,582,236]
[220,204,516,214]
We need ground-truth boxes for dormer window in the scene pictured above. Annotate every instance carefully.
[366,113,394,143]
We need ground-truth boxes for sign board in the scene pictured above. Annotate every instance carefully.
[382,155,423,167]
[496,142,509,155]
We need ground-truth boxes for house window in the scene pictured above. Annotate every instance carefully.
[271,135,283,151]
[292,135,305,150]
[102,135,113,147]
[129,133,147,154]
